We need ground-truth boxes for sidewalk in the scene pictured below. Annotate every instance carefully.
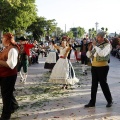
[1,55,120,120]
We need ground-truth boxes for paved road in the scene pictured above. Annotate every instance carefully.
[1,55,120,120]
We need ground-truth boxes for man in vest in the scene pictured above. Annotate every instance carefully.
[84,31,113,108]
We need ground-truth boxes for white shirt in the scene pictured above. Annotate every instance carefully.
[86,43,112,58]
[6,48,18,69]
[49,44,56,51]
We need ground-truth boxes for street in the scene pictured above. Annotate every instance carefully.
[1,55,120,120]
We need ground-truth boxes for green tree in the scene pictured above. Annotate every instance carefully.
[45,19,57,38]
[101,27,109,37]
[70,27,77,38]
[55,27,63,37]
[105,28,108,32]
[88,29,91,32]
[27,17,57,40]
[77,27,85,38]
[27,17,47,40]
[0,0,37,32]
[66,31,73,38]
[70,27,85,38]
[88,29,92,38]
[88,28,96,38]
[101,27,104,31]
[101,27,108,32]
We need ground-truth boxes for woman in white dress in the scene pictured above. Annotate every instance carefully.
[44,41,59,71]
[49,40,79,89]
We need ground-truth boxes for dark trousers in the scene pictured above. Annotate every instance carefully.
[0,75,18,119]
[90,66,112,104]
[17,60,28,73]
[36,55,39,63]
[81,54,88,65]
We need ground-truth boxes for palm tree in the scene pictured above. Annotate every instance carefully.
[105,28,108,38]
[105,28,108,32]
[101,27,104,31]
[88,28,97,39]
[92,28,94,31]
[88,29,92,38]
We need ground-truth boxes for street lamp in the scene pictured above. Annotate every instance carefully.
[95,22,99,33]
[65,24,66,33]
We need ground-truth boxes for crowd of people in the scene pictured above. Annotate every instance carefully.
[110,37,120,60]
[0,31,116,120]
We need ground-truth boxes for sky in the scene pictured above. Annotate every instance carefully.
[35,0,120,33]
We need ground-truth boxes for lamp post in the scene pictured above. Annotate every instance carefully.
[65,24,66,33]
[95,22,99,33]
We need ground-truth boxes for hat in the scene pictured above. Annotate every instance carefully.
[18,36,27,41]
[83,38,86,40]
[97,32,106,38]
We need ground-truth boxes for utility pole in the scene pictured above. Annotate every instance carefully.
[95,22,99,33]
[65,24,66,33]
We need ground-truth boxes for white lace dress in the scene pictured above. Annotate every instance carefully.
[49,47,79,85]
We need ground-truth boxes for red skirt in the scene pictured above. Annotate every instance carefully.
[75,51,81,61]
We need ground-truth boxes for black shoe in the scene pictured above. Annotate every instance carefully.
[84,102,95,108]
[61,84,68,90]
[11,105,19,113]
[85,71,87,75]
[106,102,113,108]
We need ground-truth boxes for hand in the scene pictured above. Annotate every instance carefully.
[34,40,38,45]
[88,44,93,51]
[104,38,110,43]
[92,40,97,47]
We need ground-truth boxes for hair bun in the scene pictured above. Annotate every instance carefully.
[8,33,13,38]
[3,33,13,39]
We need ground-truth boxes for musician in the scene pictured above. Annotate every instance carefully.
[84,32,113,108]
